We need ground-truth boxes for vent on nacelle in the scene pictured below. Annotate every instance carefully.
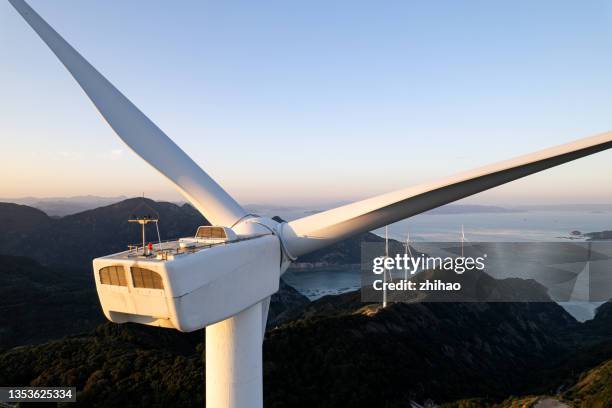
[196,226,228,239]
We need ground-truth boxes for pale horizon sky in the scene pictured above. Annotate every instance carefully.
[3,1,612,206]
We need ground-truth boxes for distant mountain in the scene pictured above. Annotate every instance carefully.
[0,203,52,252]
[585,230,612,240]
[512,203,612,212]
[0,198,208,268]
[2,195,128,217]
[247,203,520,222]
[0,199,404,268]
[424,204,519,215]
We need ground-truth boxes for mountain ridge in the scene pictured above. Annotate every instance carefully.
[0,198,399,268]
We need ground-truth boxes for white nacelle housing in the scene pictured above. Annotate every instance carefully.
[93,233,281,332]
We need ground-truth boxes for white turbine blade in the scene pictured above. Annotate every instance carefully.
[9,0,247,227]
[284,131,612,257]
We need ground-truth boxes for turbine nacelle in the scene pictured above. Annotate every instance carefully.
[94,216,292,332]
[94,224,282,332]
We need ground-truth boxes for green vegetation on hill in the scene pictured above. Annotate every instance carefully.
[564,359,612,407]
[445,357,612,407]
[0,323,205,407]
[0,255,103,350]
[264,293,581,407]
[1,285,610,407]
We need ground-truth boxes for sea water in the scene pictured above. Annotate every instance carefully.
[375,209,612,242]
[283,210,612,321]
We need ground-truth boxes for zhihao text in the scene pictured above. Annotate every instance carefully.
[373,279,461,291]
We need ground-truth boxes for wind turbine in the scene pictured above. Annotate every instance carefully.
[404,232,413,282]
[9,1,612,407]
[383,226,389,308]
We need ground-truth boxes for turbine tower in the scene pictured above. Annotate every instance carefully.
[404,231,413,282]
[9,1,612,407]
[383,226,389,308]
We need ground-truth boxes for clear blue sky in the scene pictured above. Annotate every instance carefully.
[2,0,612,206]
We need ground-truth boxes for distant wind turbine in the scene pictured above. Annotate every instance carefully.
[383,225,390,308]
[404,231,413,281]
[9,0,612,406]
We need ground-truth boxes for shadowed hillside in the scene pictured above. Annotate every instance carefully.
[0,255,102,350]
[264,290,580,407]
[0,255,308,350]
[1,282,610,407]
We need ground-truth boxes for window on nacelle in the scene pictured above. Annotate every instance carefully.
[131,267,164,289]
[196,226,227,239]
[99,265,127,286]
